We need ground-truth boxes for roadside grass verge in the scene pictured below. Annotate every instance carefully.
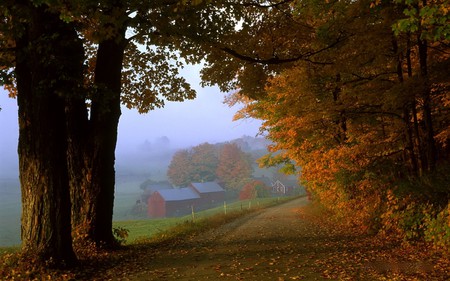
[0,197,295,256]
[0,246,19,256]
[0,196,297,281]
[113,196,295,245]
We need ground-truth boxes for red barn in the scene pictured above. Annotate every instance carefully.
[147,188,200,218]
[189,182,225,209]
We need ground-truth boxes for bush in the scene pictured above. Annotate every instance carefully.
[239,180,270,200]
[424,203,450,250]
[380,191,427,241]
[113,227,129,245]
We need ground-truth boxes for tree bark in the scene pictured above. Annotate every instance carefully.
[332,73,347,144]
[69,22,127,247]
[417,23,437,172]
[406,33,423,176]
[12,2,83,265]
[392,35,419,176]
[90,36,125,246]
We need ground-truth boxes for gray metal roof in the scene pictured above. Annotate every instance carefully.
[157,188,200,201]
[190,182,224,193]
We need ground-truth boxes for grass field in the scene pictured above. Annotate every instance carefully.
[0,179,21,247]
[0,178,146,247]
[1,195,293,255]
[0,177,293,249]
[113,197,291,244]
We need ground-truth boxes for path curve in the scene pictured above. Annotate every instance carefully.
[90,197,447,281]
[126,197,324,280]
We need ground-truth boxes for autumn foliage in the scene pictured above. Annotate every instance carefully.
[239,180,270,200]
[218,0,450,249]
[216,143,253,191]
[167,143,218,186]
[167,142,253,190]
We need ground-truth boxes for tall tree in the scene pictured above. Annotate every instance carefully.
[67,0,244,246]
[167,143,222,185]
[8,1,84,264]
[216,143,253,191]
[191,142,219,182]
[1,0,218,260]
[67,2,128,247]
[167,149,193,187]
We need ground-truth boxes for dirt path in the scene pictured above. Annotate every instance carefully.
[124,197,319,280]
[85,197,448,281]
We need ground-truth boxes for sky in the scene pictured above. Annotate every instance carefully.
[0,67,263,179]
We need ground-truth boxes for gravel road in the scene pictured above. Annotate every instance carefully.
[126,197,326,280]
[101,196,447,281]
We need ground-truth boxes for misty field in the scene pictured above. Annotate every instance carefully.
[0,178,147,247]
[114,197,290,243]
[0,179,21,246]
[0,177,289,247]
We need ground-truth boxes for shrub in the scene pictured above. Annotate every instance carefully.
[113,227,129,245]
[239,180,270,200]
[424,203,450,250]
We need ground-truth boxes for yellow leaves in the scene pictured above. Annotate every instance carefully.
[440,3,450,16]
[370,0,383,9]
[4,83,17,98]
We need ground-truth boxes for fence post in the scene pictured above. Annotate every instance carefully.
[248,201,251,210]
[191,205,195,222]
[224,201,227,215]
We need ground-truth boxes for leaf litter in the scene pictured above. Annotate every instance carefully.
[1,197,449,280]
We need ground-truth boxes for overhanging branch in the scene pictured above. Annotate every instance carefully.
[217,32,348,65]
[220,46,303,64]
[240,0,294,8]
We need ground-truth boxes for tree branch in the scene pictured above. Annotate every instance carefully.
[240,0,294,8]
[220,46,303,64]
[218,32,347,65]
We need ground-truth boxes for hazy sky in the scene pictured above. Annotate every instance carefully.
[0,67,262,178]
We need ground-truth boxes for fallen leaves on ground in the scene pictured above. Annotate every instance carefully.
[1,197,449,280]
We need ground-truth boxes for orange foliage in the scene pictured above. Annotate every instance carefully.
[239,180,269,200]
[228,0,450,248]
[216,143,253,191]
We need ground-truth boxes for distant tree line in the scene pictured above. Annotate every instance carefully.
[167,142,253,191]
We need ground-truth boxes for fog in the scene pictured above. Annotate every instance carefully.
[0,69,264,246]
[0,67,263,179]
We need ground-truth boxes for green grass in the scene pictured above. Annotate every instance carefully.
[0,246,20,256]
[0,197,295,254]
[113,197,293,244]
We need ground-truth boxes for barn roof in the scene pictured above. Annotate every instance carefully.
[190,182,224,193]
[157,188,200,201]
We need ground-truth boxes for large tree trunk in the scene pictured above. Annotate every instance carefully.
[66,93,90,245]
[13,2,83,265]
[89,37,125,246]
[392,35,419,176]
[69,24,126,247]
[417,34,437,172]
